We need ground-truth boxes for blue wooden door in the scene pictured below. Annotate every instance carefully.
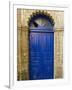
[29,30,54,80]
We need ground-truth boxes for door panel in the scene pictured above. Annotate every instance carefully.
[29,31,54,80]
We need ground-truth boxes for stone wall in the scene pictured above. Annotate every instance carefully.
[54,30,63,78]
[17,9,64,80]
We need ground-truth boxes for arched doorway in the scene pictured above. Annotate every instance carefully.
[29,12,54,80]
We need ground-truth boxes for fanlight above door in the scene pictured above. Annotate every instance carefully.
[30,18,53,29]
[29,14,54,31]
